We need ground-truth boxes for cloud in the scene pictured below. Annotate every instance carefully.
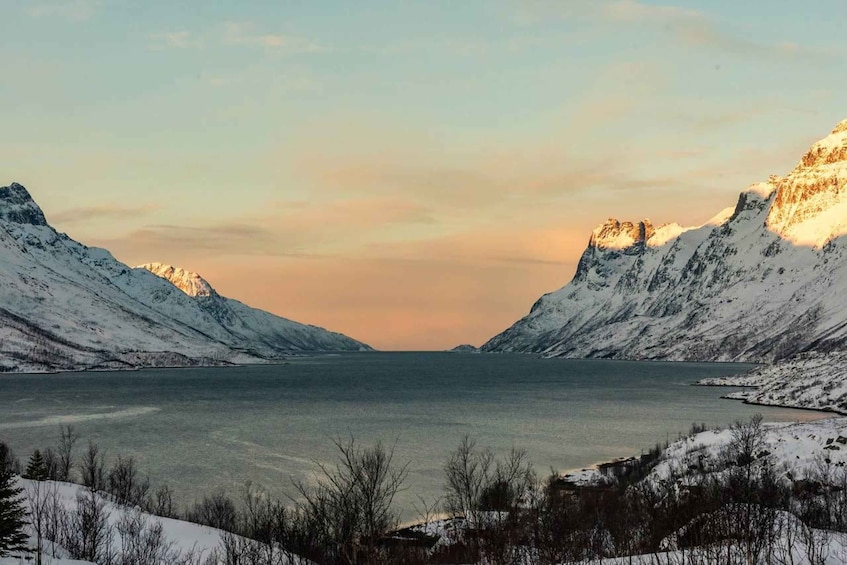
[147,22,327,55]
[26,0,99,21]
[149,31,203,50]
[93,197,438,260]
[518,0,831,62]
[49,204,161,225]
[98,223,280,259]
[271,198,436,230]
[222,22,328,54]
[601,0,701,22]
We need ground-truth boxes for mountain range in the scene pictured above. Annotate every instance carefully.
[0,183,370,373]
[484,119,847,365]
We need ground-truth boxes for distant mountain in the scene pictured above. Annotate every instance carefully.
[140,262,369,356]
[0,183,371,373]
[448,344,480,353]
[484,119,847,363]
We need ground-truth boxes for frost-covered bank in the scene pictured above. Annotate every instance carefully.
[698,351,847,414]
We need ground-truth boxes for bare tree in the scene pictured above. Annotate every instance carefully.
[108,456,150,507]
[25,478,59,565]
[293,437,409,565]
[187,491,237,531]
[442,437,534,564]
[57,425,78,482]
[151,485,177,519]
[443,436,494,526]
[81,441,107,492]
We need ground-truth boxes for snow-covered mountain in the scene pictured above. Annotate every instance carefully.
[484,119,847,363]
[0,183,371,373]
[140,262,370,356]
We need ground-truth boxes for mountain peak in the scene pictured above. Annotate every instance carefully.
[140,263,216,298]
[766,120,847,247]
[794,120,847,171]
[831,118,847,135]
[589,218,655,252]
[0,182,49,226]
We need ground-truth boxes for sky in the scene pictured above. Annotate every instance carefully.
[2,0,846,350]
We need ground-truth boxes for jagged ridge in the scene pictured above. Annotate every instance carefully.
[483,118,847,363]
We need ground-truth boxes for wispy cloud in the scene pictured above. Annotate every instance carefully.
[222,22,328,54]
[518,0,832,62]
[101,223,278,258]
[149,31,203,51]
[600,0,701,22]
[148,22,328,54]
[26,0,100,22]
[95,197,436,259]
[50,204,161,225]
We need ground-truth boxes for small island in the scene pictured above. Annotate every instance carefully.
[448,344,480,353]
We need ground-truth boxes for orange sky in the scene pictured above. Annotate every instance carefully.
[4,0,846,349]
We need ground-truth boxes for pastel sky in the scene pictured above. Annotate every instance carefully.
[2,0,846,350]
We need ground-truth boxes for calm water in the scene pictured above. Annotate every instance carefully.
[0,353,826,516]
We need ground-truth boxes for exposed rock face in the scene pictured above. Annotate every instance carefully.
[766,123,847,246]
[0,184,372,373]
[590,219,656,252]
[142,263,215,298]
[483,119,847,362]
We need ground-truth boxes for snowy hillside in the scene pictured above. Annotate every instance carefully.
[140,262,372,355]
[484,119,847,363]
[0,477,224,565]
[0,183,371,373]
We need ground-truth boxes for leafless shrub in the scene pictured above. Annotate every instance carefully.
[108,456,151,508]
[291,437,409,565]
[115,508,181,565]
[62,488,115,563]
[187,491,237,532]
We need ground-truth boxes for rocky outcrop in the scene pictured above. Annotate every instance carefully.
[141,263,215,298]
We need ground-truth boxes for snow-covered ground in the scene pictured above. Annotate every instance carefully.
[647,417,847,485]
